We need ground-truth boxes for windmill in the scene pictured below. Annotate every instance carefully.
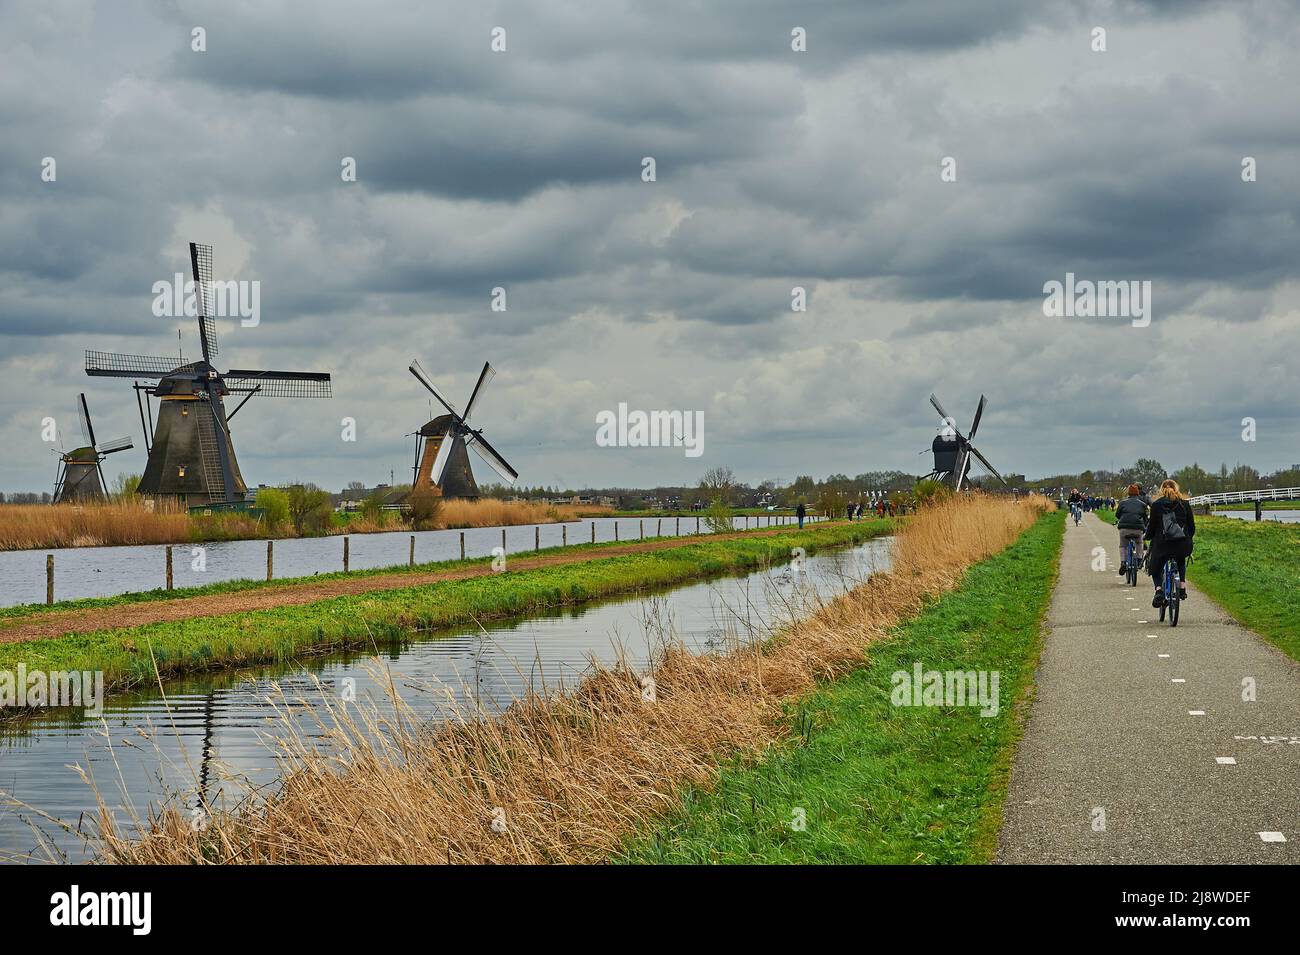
[925,393,1008,491]
[408,358,518,498]
[85,242,332,508]
[52,393,133,503]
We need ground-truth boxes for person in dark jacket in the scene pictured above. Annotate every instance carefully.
[796,501,806,528]
[1114,484,1148,575]
[1145,479,1194,606]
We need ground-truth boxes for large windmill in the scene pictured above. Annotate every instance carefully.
[408,358,518,498]
[926,393,1008,491]
[52,393,133,503]
[85,242,332,508]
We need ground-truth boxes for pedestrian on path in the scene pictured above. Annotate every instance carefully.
[796,501,806,529]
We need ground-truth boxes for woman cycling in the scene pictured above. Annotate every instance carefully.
[1145,478,1195,607]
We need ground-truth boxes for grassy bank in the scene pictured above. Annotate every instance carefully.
[1096,508,1300,661]
[619,509,1062,864]
[1178,516,1300,662]
[0,520,891,696]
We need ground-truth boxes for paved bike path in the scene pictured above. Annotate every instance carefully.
[998,512,1300,863]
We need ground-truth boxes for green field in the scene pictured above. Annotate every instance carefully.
[619,510,1063,864]
[0,520,892,696]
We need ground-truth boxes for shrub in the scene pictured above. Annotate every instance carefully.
[256,488,291,531]
[406,487,443,531]
[703,498,734,534]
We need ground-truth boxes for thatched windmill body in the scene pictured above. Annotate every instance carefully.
[408,359,518,498]
[52,393,133,502]
[925,392,1008,491]
[86,243,332,508]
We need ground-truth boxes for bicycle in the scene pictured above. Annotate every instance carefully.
[1124,537,1139,587]
[1071,503,1082,526]
[1157,558,1182,627]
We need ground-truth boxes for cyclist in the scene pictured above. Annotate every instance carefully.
[1114,483,1148,576]
[1145,478,1195,607]
[1067,488,1083,524]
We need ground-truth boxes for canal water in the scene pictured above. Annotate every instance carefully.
[0,514,823,609]
[0,535,889,863]
[1211,509,1300,523]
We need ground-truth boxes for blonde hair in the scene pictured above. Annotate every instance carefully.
[1159,478,1188,502]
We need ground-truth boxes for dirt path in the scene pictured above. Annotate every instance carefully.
[0,524,843,645]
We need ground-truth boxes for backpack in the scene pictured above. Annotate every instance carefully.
[1161,504,1187,542]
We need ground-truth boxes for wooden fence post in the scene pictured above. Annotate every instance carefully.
[562,525,567,546]
[657,518,661,537]
[676,516,680,535]
[267,541,273,580]
[409,535,415,567]
[343,536,350,572]
[166,545,173,591]
[615,522,619,542]
[46,554,54,605]
[460,532,465,560]
[535,526,540,551]
[639,519,644,539]
[696,516,700,533]
[502,528,507,552]
[591,522,596,544]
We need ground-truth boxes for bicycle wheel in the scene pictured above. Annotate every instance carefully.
[1170,591,1180,627]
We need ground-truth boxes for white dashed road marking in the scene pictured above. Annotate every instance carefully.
[1189,710,1205,716]
[1215,757,1236,765]
[1259,832,1288,843]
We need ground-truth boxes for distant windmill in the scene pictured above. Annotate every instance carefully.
[925,393,1008,491]
[408,358,518,498]
[52,393,133,503]
[85,242,332,508]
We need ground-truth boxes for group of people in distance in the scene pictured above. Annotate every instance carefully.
[1076,480,1196,608]
[846,499,903,520]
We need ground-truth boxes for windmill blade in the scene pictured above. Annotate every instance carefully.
[86,350,190,379]
[408,359,462,421]
[465,431,519,485]
[97,436,134,455]
[967,444,1008,486]
[77,393,96,448]
[953,448,970,491]
[224,370,332,398]
[190,242,218,363]
[929,392,953,424]
[461,362,496,425]
[428,428,457,486]
[968,395,988,440]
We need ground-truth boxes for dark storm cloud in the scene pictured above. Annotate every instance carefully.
[3,0,1300,493]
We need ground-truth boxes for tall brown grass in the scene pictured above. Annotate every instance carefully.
[0,501,189,551]
[92,494,1048,865]
[436,498,597,529]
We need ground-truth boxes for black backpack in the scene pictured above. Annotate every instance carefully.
[1161,503,1187,542]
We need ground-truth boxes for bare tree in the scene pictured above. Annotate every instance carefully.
[699,466,735,504]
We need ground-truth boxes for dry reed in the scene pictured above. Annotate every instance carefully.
[436,498,598,529]
[92,494,1049,864]
[0,501,190,551]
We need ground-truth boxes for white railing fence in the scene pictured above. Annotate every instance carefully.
[1187,487,1300,506]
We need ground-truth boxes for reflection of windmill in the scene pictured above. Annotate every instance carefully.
[407,359,518,498]
[52,393,133,503]
[85,242,332,508]
[925,393,1007,491]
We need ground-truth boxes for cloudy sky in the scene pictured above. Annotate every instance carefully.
[3,0,1299,494]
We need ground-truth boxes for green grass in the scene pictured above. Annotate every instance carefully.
[618,510,1064,864]
[0,520,892,696]
[1096,507,1300,661]
[1179,516,1300,662]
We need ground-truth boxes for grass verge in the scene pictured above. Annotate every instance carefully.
[0,521,889,696]
[619,509,1063,864]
